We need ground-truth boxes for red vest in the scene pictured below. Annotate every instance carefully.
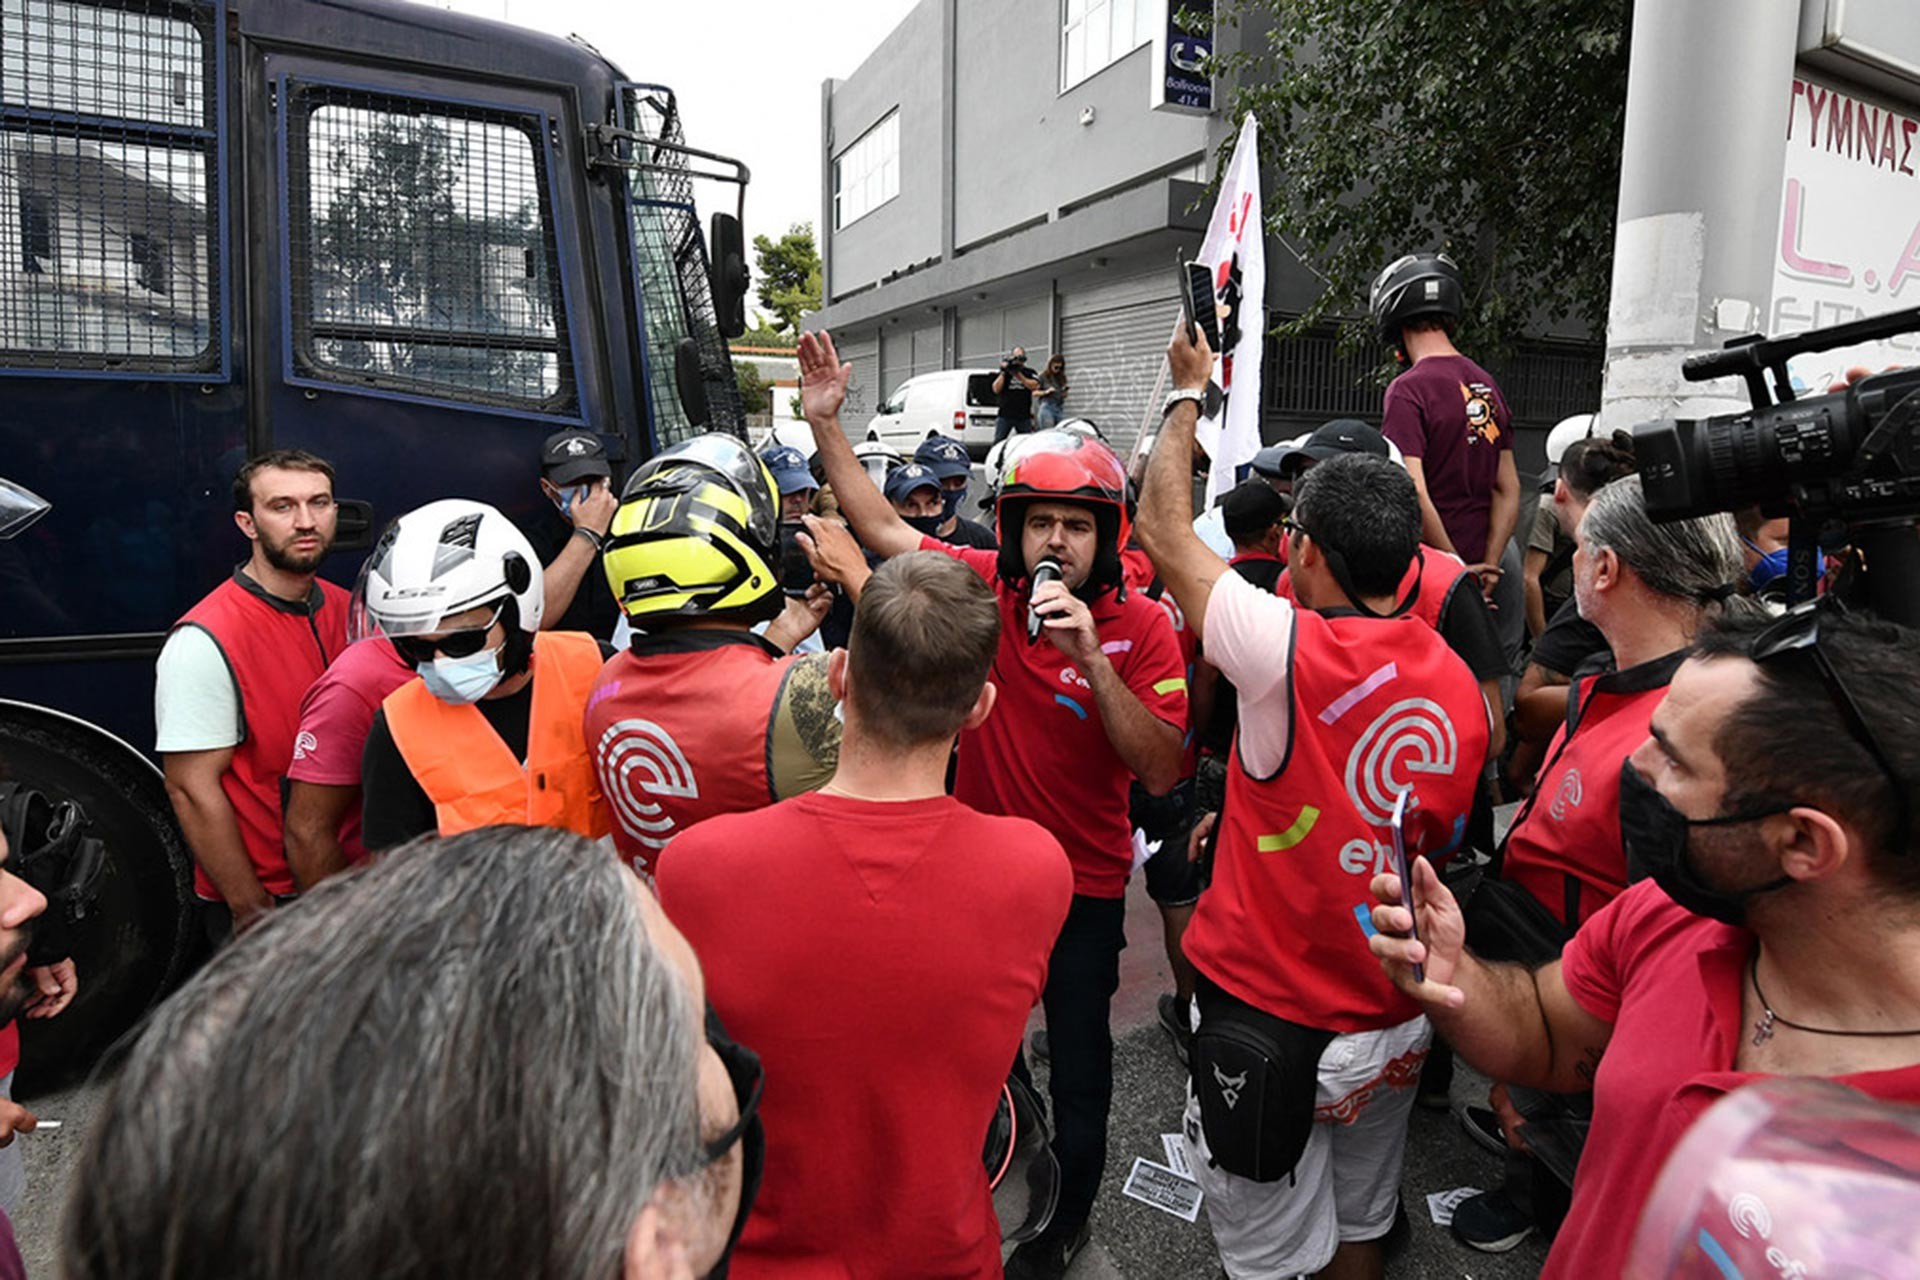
[176,573,349,897]
[584,634,803,876]
[384,632,609,840]
[1277,547,1468,629]
[1185,611,1489,1033]
[1500,651,1685,928]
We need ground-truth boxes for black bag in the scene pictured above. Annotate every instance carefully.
[1462,876,1570,967]
[1190,978,1335,1183]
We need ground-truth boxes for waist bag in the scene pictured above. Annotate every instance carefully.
[1191,976,1335,1183]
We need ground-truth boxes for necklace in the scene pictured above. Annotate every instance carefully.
[1749,953,1920,1046]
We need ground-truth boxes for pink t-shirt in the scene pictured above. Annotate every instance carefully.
[1381,353,1511,563]
[1551,881,1920,1280]
[286,638,413,864]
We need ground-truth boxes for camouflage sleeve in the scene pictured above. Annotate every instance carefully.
[767,652,842,800]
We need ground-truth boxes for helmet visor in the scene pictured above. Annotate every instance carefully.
[646,435,779,548]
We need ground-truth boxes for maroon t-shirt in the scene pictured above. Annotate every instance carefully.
[1381,353,1512,564]
[659,792,1073,1278]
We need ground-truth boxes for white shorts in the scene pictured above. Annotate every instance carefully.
[1183,1014,1430,1279]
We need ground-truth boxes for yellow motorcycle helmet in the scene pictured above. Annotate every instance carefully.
[604,434,784,626]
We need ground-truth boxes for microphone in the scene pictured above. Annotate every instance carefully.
[1027,556,1063,642]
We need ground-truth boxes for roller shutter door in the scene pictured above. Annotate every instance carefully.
[836,334,881,435]
[1059,295,1181,457]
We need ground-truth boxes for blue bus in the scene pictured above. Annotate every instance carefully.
[0,0,750,1083]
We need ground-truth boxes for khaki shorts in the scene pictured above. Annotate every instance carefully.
[1183,1014,1430,1278]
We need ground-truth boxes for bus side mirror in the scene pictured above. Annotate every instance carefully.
[710,213,748,339]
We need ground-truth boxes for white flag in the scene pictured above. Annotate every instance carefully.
[1193,114,1266,505]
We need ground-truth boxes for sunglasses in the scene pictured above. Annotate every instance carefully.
[1748,599,1911,853]
[390,604,504,666]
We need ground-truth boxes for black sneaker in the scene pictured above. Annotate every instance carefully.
[1004,1215,1091,1280]
[1156,993,1193,1066]
[1029,1027,1049,1064]
[1450,1188,1535,1253]
[1458,1104,1509,1155]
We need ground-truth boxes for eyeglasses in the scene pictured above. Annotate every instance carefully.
[1748,599,1911,853]
[390,604,504,666]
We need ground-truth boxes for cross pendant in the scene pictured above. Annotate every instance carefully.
[1752,1011,1776,1047]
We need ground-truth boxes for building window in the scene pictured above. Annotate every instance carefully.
[832,110,899,231]
[1061,0,1154,92]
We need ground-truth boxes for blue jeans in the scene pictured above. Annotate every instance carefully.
[993,414,1034,445]
[1036,399,1064,431]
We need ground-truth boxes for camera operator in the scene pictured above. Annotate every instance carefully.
[992,346,1044,445]
[1371,603,1920,1280]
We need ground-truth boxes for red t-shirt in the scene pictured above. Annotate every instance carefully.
[1381,353,1512,564]
[927,540,1188,897]
[286,638,414,865]
[658,793,1072,1279]
[1551,880,1920,1280]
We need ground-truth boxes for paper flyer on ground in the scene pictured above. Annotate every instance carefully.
[1159,1132,1192,1178]
[1122,1157,1204,1223]
[1425,1186,1483,1227]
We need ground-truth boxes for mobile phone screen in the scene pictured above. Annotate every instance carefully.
[1182,259,1222,352]
[1388,789,1425,983]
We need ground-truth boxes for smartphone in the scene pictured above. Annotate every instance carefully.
[1387,789,1425,984]
[1177,252,1222,352]
[776,521,816,598]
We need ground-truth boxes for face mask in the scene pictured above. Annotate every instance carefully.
[1617,761,1793,926]
[902,513,944,538]
[940,482,967,521]
[701,1008,765,1280]
[417,643,505,705]
[553,484,590,518]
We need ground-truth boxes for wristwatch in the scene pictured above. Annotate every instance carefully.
[1162,387,1207,416]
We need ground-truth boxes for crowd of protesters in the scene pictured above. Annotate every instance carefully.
[9,247,1913,1280]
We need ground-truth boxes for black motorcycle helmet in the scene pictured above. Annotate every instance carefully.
[1369,252,1464,352]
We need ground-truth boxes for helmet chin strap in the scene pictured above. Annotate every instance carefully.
[499,600,534,677]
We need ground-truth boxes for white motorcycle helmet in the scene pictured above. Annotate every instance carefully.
[350,498,544,645]
[852,439,903,486]
[1542,413,1598,490]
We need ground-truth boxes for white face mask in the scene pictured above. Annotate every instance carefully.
[417,642,505,705]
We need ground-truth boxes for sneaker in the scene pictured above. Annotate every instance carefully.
[1004,1216,1091,1280]
[1450,1188,1535,1253]
[1156,993,1193,1067]
[1029,1027,1049,1064]
[1458,1104,1509,1156]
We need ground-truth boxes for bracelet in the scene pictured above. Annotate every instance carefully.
[571,526,605,553]
[1162,387,1206,416]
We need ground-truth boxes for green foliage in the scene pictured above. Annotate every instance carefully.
[752,223,822,334]
[1218,0,1631,364]
[735,317,798,350]
[734,359,773,415]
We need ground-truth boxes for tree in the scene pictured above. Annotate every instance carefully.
[1218,0,1631,362]
[734,359,772,415]
[735,317,798,350]
[752,223,822,335]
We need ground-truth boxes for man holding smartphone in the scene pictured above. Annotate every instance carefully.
[1136,322,1488,1280]
[524,429,620,638]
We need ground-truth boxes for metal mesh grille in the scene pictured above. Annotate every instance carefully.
[0,0,220,371]
[619,84,743,446]
[285,82,574,413]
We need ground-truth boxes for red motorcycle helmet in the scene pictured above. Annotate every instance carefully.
[993,429,1131,589]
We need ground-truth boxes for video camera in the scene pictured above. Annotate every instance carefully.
[1634,305,1920,619]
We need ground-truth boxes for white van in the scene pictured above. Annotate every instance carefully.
[865,369,1003,458]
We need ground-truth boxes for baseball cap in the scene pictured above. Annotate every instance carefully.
[540,430,611,486]
[760,445,816,496]
[884,462,942,505]
[1222,479,1290,540]
[1266,419,1390,474]
[913,435,972,480]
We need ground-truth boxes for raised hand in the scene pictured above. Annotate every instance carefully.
[798,330,853,424]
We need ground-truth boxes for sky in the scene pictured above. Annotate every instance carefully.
[420,0,921,288]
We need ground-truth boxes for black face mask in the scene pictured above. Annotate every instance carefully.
[1617,762,1793,927]
[901,513,944,538]
[700,1008,765,1280]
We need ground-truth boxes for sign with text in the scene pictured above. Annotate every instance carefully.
[1150,0,1214,115]
[1770,74,1920,385]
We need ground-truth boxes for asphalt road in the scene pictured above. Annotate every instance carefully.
[10,875,1552,1279]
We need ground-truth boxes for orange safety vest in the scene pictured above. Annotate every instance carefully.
[383,631,610,839]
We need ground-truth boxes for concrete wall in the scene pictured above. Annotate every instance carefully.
[821,0,943,299]
[950,0,1212,252]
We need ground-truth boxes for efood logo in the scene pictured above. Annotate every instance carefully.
[1343,698,1460,826]
[1551,768,1584,821]
[293,730,317,761]
[596,719,700,854]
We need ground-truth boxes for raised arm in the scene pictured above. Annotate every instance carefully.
[1133,321,1230,644]
[797,330,922,559]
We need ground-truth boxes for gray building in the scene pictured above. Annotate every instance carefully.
[811,0,1602,464]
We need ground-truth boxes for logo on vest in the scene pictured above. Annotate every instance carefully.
[1550,768,1583,821]
[596,719,700,850]
[293,730,317,761]
[1343,698,1460,826]
[1212,1064,1247,1109]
